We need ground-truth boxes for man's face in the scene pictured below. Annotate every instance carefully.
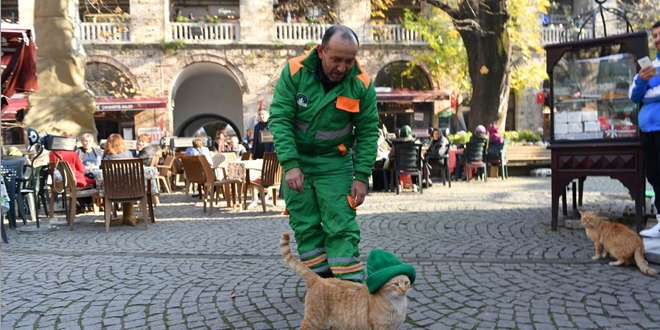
[258,111,269,123]
[317,34,359,83]
[432,130,440,139]
[653,27,660,51]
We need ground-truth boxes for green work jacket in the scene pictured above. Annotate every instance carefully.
[269,49,379,183]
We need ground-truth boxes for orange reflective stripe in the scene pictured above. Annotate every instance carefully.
[338,143,347,156]
[288,55,306,76]
[302,254,328,267]
[330,263,365,274]
[336,96,360,113]
[355,59,370,88]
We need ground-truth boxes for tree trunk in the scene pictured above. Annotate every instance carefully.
[454,0,511,131]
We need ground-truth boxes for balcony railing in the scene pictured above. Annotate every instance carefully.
[80,22,131,44]
[275,23,333,44]
[170,23,239,43]
[369,24,425,44]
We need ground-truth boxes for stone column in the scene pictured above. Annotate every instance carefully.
[25,0,97,138]
[239,0,275,43]
[18,0,35,26]
[129,0,167,43]
[335,0,371,43]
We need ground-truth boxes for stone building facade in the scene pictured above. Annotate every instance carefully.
[8,0,555,142]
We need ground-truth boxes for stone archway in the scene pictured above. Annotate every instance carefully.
[169,59,246,138]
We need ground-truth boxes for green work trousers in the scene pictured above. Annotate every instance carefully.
[283,154,364,282]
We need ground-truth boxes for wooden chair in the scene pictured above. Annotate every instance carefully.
[100,159,149,233]
[243,152,282,212]
[149,155,160,167]
[58,161,100,230]
[241,152,252,161]
[210,152,243,205]
[155,155,175,193]
[179,155,239,214]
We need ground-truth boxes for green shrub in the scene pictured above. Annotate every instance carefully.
[447,131,471,145]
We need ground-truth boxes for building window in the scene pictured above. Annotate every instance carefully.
[85,62,137,98]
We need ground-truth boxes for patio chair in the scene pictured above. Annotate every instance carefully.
[487,140,508,180]
[1,158,35,227]
[391,141,423,195]
[155,155,175,193]
[426,143,451,188]
[179,155,239,214]
[243,152,282,212]
[58,161,100,230]
[463,138,488,182]
[100,159,149,233]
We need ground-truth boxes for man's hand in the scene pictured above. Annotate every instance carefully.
[285,168,304,193]
[350,180,367,207]
[639,65,658,81]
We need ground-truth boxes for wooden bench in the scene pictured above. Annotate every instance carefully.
[505,144,551,166]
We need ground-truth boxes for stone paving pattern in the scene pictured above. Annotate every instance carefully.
[2,176,660,329]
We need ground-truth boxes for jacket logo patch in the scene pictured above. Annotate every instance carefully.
[296,93,308,107]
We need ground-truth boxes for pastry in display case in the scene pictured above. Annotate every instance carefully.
[546,32,648,143]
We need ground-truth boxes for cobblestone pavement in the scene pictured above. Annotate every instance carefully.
[2,176,660,329]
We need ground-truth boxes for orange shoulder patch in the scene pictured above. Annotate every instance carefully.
[355,59,370,89]
[288,55,306,76]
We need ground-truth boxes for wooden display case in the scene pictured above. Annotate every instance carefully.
[545,32,649,232]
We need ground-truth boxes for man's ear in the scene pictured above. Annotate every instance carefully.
[316,44,323,56]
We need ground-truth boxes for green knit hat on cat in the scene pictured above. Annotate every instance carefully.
[365,249,416,294]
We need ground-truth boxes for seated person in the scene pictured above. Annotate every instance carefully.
[76,133,102,168]
[227,136,247,156]
[102,134,135,160]
[424,128,450,163]
[49,149,95,188]
[186,138,213,165]
[135,134,157,166]
[486,123,505,161]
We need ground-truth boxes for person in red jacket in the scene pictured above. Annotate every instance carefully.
[49,150,95,188]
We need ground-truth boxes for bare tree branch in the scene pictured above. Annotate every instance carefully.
[423,0,459,19]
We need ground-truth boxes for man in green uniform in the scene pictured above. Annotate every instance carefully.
[269,25,379,282]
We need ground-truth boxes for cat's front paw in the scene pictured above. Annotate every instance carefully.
[592,255,600,260]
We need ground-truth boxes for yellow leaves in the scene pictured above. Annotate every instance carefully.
[480,66,489,75]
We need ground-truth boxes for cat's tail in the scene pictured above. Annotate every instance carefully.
[634,247,658,276]
[280,232,318,282]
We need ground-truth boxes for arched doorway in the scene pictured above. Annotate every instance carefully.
[171,62,244,141]
[374,61,441,137]
[177,113,242,143]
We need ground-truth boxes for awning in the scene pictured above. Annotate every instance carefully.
[1,96,28,121]
[96,97,168,111]
[376,89,451,103]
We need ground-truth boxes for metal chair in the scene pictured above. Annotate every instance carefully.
[487,140,508,180]
[427,144,451,188]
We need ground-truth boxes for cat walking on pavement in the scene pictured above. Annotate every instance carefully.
[581,211,658,276]
[280,232,416,330]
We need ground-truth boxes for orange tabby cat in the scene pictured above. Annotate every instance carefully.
[280,232,412,330]
[580,210,658,276]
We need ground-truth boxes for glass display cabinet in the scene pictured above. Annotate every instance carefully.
[545,31,648,232]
